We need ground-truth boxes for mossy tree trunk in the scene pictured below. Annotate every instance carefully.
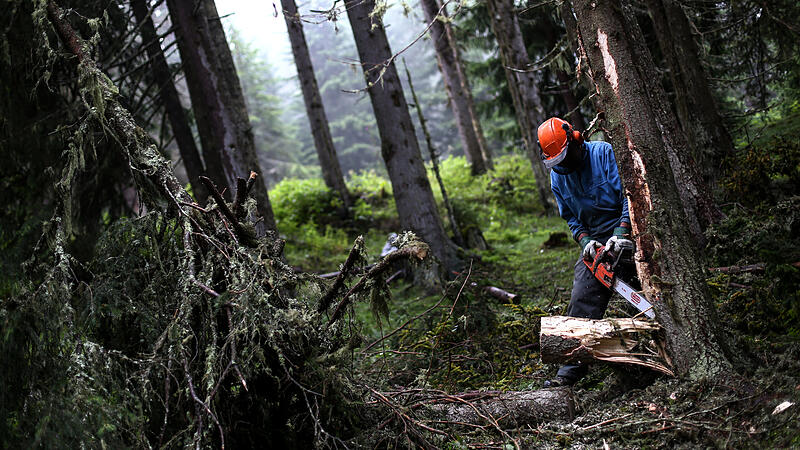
[486,0,556,214]
[281,0,352,209]
[130,0,209,204]
[166,0,277,232]
[571,0,731,378]
[420,0,488,175]
[645,0,734,189]
[345,0,460,271]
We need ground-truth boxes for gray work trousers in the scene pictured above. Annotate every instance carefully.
[555,257,614,382]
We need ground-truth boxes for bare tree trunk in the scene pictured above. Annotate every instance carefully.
[441,6,494,169]
[571,0,731,378]
[420,0,488,175]
[486,0,556,214]
[404,61,465,247]
[131,0,209,205]
[281,0,352,209]
[645,0,734,188]
[345,0,460,271]
[166,0,276,232]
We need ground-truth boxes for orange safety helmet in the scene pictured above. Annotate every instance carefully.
[537,117,583,169]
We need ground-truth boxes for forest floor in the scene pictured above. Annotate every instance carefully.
[274,153,800,448]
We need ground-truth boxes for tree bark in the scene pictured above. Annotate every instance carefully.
[131,0,209,205]
[486,0,556,214]
[540,316,673,375]
[645,0,734,188]
[166,0,277,232]
[424,389,574,425]
[420,0,488,175]
[571,0,731,378]
[440,5,494,169]
[281,0,352,208]
[345,0,460,271]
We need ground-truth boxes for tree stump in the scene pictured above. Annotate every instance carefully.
[540,316,674,376]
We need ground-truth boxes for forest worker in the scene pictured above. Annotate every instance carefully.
[537,117,634,388]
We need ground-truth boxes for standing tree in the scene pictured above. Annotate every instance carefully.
[571,0,731,377]
[166,0,277,231]
[421,0,489,174]
[131,0,209,204]
[486,0,556,213]
[345,0,460,270]
[281,0,352,208]
[645,0,734,186]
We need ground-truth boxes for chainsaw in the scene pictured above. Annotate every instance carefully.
[583,245,655,319]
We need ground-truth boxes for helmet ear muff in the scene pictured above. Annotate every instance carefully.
[572,130,583,143]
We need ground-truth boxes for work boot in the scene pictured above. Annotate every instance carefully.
[543,376,575,388]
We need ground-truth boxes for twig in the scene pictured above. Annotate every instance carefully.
[318,236,365,313]
[708,263,766,274]
[580,413,633,431]
[199,176,255,246]
[328,245,429,325]
[182,357,225,450]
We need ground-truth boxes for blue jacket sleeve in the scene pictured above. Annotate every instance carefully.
[551,181,587,241]
[605,144,630,226]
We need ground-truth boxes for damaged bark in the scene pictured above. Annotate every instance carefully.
[571,0,732,378]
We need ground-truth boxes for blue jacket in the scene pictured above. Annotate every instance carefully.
[550,141,629,243]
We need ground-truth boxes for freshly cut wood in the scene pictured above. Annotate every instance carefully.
[540,316,674,376]
[424,389,574,425]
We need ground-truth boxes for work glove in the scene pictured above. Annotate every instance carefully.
[580,237,602,261]
[604,227,635,255]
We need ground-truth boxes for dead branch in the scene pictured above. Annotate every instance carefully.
[328,244,428,325]
[318,236,365,313]
[708,263,766,274]
[199,176,257,247]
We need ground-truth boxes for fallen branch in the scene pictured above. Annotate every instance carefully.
[199,176,257,247]
[318,236,365,313]
[708,263,766,274]
[420,389,575,426]
[328,244,428,325]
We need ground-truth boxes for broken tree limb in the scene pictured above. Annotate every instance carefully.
[199,176,257,247]
[708,263,766,274]
[470,282,519,303]
[540,316,674,376]
[318,236,365,313]
[328,243,429,325]
[421,389,575,426]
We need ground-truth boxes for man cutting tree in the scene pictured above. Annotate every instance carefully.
[537,117,635,388]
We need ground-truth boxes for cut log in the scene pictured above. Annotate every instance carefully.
[540,316,674,376]
[423,389,574,425]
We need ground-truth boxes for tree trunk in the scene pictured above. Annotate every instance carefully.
[441,7,494,169]
[131,0,209,205]
[645,0,734,188]
[559,0,598,111]
[345,0,460,271]
[420,0,488,175]
[166,0,277,232]
[540,316,673,375]
[540,11,587,130]
[486,0,556,213]
[571,0,731,378]
[281,0,352,209]
[424,389,574,425]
